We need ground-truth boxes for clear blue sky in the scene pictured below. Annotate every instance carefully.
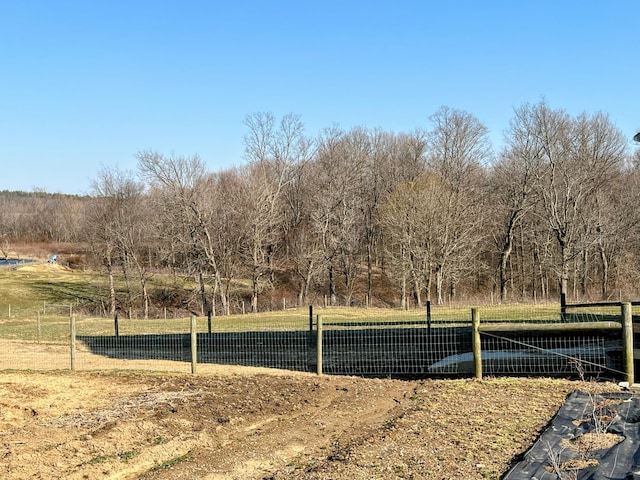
[1,1,638,194]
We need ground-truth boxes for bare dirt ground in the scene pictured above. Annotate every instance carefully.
[0,368,617,480]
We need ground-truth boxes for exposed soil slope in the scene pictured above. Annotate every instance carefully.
[0,370,616,479]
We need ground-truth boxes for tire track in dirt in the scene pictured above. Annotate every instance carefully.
[139,376,413,480]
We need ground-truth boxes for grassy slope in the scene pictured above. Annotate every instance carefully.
[3,262,619,343]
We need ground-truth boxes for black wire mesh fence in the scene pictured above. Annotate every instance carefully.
[0,302,634,380]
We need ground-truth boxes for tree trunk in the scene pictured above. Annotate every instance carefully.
[328,263,337,306]
[198,271,209,316]
[435,265,444,305]
[599,244,609,300]
[121,258,132,314]
[251,268,259,313]
[107,254,116,317]
[560,249,569,301]
[581,249,588,298]
[366,234,373,306]
[141,276,149,319]
[499,238,512,303]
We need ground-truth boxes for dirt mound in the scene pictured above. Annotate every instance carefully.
[16,262,71,273]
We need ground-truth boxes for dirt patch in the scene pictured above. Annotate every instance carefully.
[16,263,71,273]
[0,371,619,479]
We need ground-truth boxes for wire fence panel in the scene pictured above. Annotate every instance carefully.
[479,331,621,378]
[199,331,311,371]
[320,311,469,377]
[0,338,71,371]
[321,326,429,376]
[0,303,631,380]
[74,317,193,373]
[204,313,311,372]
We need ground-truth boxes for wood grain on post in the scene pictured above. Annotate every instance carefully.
[191,315,198,375]
[479,321,621,333]
[621,302,634,384]
[472,308,482,380]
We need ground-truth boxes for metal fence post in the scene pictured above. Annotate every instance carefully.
[191,315,198,375]
[472,308,482,380]
[621,302,634,385]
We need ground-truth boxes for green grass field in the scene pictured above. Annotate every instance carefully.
[0,263,628,343]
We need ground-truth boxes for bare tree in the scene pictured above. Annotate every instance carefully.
[242,112,312,311]
[357,129,428,305]
[309,126,365,306]
[492,104,542,302]
[427,107,492,304]
[137,151,231,315]
[378,174,446,307]
[524,102,626,303]
[88,166,146,317]
[277,153,323,306]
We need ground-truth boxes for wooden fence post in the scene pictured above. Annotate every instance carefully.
[621,302,634,385]
[191,315,198,375]
[472,308,482,380]
[70,316,76,372]
[316,315,323,376]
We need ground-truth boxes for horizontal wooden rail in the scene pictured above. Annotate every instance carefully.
[473,303,633,384]
[479,321,622,333]
[565,301,640,308]
[565,301,622,308]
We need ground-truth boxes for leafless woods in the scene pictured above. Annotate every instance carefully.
[1,102,638,316]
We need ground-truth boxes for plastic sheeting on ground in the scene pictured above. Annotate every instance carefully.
[503,390,640,480]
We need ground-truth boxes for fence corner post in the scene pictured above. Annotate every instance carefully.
[191,315,198,375]
[316,315,323,376]
[621,302,634,385]
[472,308,482,380]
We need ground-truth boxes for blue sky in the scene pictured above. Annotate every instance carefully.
[1,1,638,194]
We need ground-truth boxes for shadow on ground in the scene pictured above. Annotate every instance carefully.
[77,328,622,379]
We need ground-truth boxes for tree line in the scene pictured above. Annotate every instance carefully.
[2,100,639,317]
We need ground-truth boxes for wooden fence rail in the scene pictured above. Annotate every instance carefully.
[471,302,634,383]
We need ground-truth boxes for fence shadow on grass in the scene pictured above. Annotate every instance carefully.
[77,326,623,379]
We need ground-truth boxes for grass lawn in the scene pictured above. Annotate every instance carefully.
[0,262,628,343]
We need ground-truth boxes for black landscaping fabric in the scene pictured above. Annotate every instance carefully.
[503,390,640,480]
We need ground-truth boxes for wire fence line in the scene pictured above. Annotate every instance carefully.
[0,302,635,380]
